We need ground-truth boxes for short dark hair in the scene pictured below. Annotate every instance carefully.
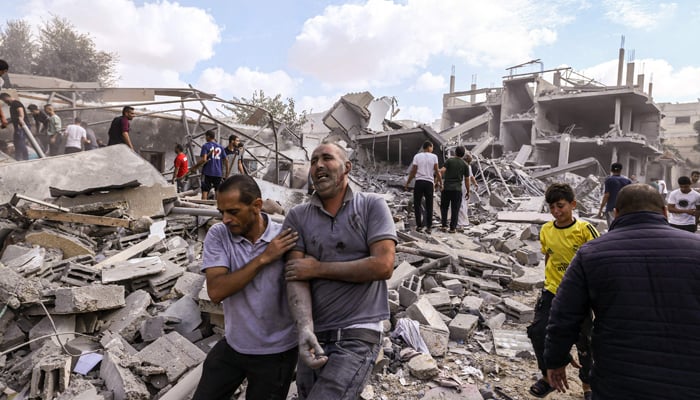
[455,146,466,158]
[616,184,665,216]
[74,117,82,124]
[692,171,700,176]
[122,106,134,115]
[422,140,433,150]
[0,60,8,71]
[611,162,623,172]
[27,104,39,111]
[678,176,691,185]
[545,183,575,204]
[205,130,216,140]
[0,93,11,100]
[228,134,238,142]
[175,143,184,152]
[218,175,260,205]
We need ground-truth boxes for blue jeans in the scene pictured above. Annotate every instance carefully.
[297,338,380,400]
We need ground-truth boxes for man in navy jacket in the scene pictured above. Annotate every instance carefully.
[545,183,700,399]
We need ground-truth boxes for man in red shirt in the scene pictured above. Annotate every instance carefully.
[173,143,189,192]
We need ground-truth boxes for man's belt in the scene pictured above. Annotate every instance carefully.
[315,328,381,345]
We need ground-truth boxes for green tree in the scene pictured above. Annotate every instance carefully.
[0,19,36,74]
[33,16,117,85]
[227,90,308,141]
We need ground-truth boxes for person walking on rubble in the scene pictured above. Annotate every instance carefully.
[0,92,31,161]
[107,105,135,150]
[597,162,631,228]
[172,143,190,192]
[438,145,470,233]
[528,183,599,399]
[63,117,89,154]
[192,175,299,400]
[666,175,700,233]
[545,183,700,399]
[27,104,49,153]
[283,142,397,399]
[404,140,442,234]
[457,153,478,229]
[191,130,226,200]
[224,134,245,177]
[44,104,62,156]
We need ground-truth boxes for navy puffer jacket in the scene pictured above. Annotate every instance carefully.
[544,211,700,400]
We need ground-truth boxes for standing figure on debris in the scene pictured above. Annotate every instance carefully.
[172,144,189,193]
[81,121,98,150]
[44,105,62,156]
[0,92,31,161]
[404,140,442,234]
[690,170,700,191]
[193,130,226,200]
[439,146,470,233]
[192,175,299,400]
[0,60,8,128]
[284,142,397,400]
[597,162,631,228]
[27,104,49,153]
[225,134,245,177]
[666,176,700,233]
[107,106,135,150]
[63,117,89,154]
[457,154,478,229]
[545,184,700,399]
[528,183,599,399]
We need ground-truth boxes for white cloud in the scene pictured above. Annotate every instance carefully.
[289,0,572,89]
[21,0,221,86]
[297,95,340,114]
[395,105,436,124]
[410,72,446,93]
[581,58,700,102]
[602,0,677,30]
[196,67,301,100]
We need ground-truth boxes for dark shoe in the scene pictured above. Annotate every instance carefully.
[439,226,448,232]
[529,378,555,398]
[448,229,456,234]
[425,228,432,234]
[416,226,424,232]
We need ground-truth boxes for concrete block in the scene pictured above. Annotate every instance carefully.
[419,325,449,357]
[61,261,100,286]
[198,283,223,315]
[461,296,484,313]
[387,261,418,291]
[172,271,205,299]
[29,315,75,351]
[160,247,189,268]
[500,237,524,253]
[406,298,448,333]
[407,353,439,379]
[423,291,452,309]
[30,354,71,399]
[492,329,534,358]
[489,193,508,208]
[520,224,540,241]
[398,275,422,308]
[509,263,544,291]
[54,284,125,314]
[441,279,464,296]
[100,350,149,400]
[102,256,165,283]
[514,248,540,266]
[448,313,479,341]
[25,230,95,259]
[102,290,152,342]
[499,297,535,323]
[136,331,206,383]
[422,275,439,291]
[388,290,400,314]
[1,245,46,278]
[0,264,43,308]
[162,295,202,335]
[0,324,26,352]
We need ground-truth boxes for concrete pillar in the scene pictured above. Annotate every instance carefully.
[558,134,571,167]
[617,48,625,86]
[648,82,653,97]
[449,69,455,94]
[622,107,633,134]
[470,83,477,103]
[637,74,645,90]
[614,98,622,132]
[553,71,561,87]
[611,146,618,164]
[626,62,635,87]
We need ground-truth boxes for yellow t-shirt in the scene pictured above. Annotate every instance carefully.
[540,218,599,294]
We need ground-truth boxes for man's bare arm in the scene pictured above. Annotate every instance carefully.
[122,131,134,150]
[404,165,418,190]
[597,193,610,216]
[667,203,696,215]
[286,250,328,369]
[205,229,297,303]
[285,239,395,283]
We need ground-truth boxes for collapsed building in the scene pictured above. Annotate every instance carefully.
[0,44,688,399]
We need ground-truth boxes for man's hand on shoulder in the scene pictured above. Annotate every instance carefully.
[285,256,320,281]
[260,228,298,265]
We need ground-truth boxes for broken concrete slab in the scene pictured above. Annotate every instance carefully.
[461,296,484,314]
[0,263,43,308]
[406,298,448,332]
[496,211,552,224]
[101,256,165,283]
[172,272,205,299]
[102,289,152,342]
[25,230,95,259]
[100,350,149,400]
[54,284,125,314]
[387,261,418,291]
[407,353,439,380]
[498,297,535,323]
[492,329,535,358]
[136,331,206,383]
[398,274,422,307]
[448,314,479,341]
[419,325,449,358]
[161,295,202,336]
[29,315,75,351]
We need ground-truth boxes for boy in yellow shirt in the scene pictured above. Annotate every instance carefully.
[527,183,599,399]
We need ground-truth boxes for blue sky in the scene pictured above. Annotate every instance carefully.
[3,0,700,123]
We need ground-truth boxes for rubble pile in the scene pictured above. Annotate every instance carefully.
[0,145,605,400]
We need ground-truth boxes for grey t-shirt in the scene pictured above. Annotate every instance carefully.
[283,188,397,332]
[202,216,296,354]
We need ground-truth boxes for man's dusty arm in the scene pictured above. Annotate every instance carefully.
[404,165,418,190]
[286,250,328,368]
[597,192,610,216]
[122,130,134,150]
[206,228,297,303]
[285,239,395,283]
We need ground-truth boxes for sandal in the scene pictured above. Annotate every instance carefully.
[529,378,555,398]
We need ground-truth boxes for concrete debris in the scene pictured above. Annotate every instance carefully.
[0,114,617,399]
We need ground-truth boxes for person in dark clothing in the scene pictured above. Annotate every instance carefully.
[545,183,700,400]
[27,104,49,153]
[596,162,631,227]
[0,92,31,160]
[439,146,469,233]
[107,106,135,150]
